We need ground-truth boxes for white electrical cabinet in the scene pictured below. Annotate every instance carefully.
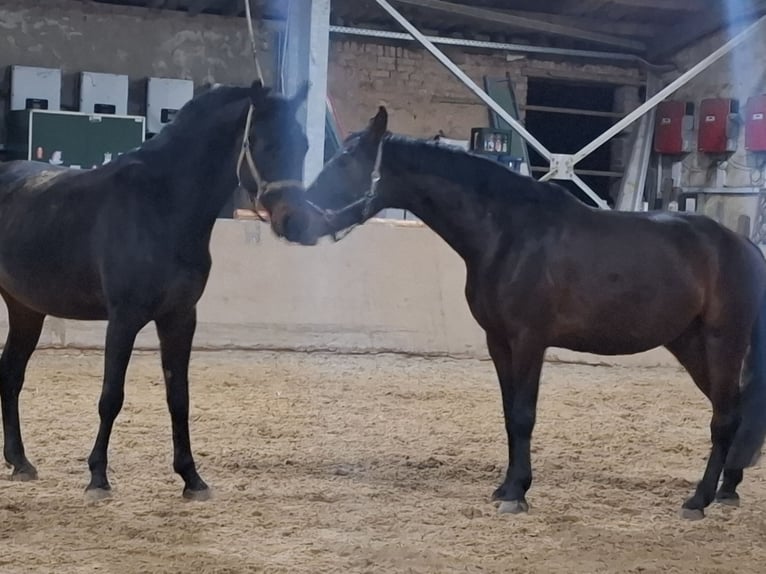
[10,65,62,111]
[79,71,129,115]
[146,77,194,134]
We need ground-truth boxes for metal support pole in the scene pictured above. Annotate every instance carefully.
[283,0,330,184]
[571,174,609,209]
[615,73,661,211]
[372,0,552,161]
[572,15,766,164]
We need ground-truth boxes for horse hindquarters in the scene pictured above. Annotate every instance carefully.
[725,293,766,471]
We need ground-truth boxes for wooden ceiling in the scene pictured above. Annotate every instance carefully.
[92,0,766,61]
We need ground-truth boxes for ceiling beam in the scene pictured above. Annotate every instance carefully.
[608,0,702,10]
[650,1,766,60]
[562,0,701,17]
[187,0,215,16]
[493,8,656,39]
[561,0,610,15]
[388,0,646,52]
[223,0,242,17]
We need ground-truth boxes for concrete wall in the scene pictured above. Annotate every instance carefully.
[0,0,277,142]
[15,219,678,369]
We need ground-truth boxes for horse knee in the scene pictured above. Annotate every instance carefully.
[97,389,125,421]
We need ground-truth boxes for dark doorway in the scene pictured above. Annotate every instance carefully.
[524,78,617,206]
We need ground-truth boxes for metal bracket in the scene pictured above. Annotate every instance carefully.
[547,154,576,181]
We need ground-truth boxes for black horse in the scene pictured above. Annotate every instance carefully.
[262,106,766,520]
[0,80,309,500]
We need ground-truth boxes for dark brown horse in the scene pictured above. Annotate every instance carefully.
[0,81,308,500]
[261,106,766,520]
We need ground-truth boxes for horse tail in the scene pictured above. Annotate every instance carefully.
[726,293,766,469]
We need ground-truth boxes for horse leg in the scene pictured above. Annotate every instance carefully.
[0,299,44,481]
[667,326,746,510]
[487,331,544,514]
[155,307,209,501]
[716,468,743,506]
[85,314,145,499]
[678,329,745,520]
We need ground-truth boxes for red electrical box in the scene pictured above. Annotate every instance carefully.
[654,100,694,154]
[745,94,766,152]
[697,98,739,154]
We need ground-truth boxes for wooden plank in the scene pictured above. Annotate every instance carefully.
[234,208,270,221]
[521,65,644,87]
[388,0,646,52]
[521,104,624,119]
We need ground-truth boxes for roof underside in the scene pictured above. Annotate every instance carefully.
[94,0,766,62]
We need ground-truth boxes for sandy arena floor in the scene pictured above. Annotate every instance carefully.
[0,349,765,573]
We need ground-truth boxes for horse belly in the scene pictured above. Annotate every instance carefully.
[0,262,107,320]
[549,254,703,355]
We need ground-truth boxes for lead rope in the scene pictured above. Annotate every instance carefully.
[236,0,269,222]
[244,0,264,83]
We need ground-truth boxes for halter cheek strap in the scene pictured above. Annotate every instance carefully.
[236,104,303,222]
[325,137,386,242]
[362,137,385,219]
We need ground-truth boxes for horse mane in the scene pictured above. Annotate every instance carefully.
[138,85,251,153]
[384,134,565,205]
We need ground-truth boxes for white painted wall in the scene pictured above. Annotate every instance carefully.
[670,24,766,187]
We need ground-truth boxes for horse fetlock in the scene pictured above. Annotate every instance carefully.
[715,490,741,507]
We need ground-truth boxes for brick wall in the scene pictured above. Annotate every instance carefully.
[327,40,528,141]
[327,38,642,148]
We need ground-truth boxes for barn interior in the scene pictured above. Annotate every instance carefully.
[2,1,766,570]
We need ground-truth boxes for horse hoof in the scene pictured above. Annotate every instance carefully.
[11,467,38,482]
[85,488,112,502]
[715,493,740,507]
[183,487,212,502]
[497,500,529,514]
[679,507,704,521]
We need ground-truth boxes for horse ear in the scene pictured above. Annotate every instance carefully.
[289,81,310,114]
[249,79,271,104]
[367,106,388,143]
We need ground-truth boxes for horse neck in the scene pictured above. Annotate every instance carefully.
[143,102,247,236]
[378,140,509,263]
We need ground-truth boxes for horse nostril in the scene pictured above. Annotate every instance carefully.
[281,214,292,235]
